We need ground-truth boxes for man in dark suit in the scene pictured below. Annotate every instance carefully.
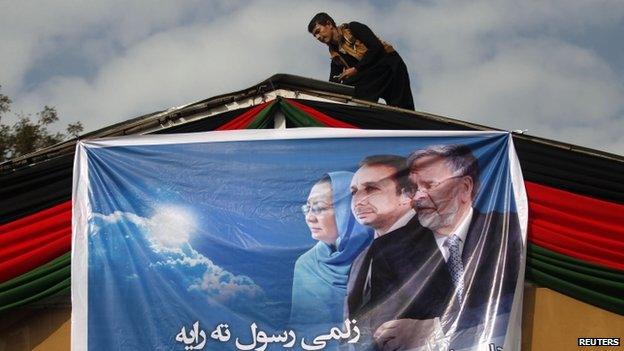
[372,145,523,350]
[345,155,432,347]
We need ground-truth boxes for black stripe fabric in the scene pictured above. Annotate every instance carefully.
[0,154,74,224]
[513,140,624,203]
[294,99,624,203]
[288,100,469,131]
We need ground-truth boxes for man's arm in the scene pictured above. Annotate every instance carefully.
[348,22,385,72]
[329,60,343,83]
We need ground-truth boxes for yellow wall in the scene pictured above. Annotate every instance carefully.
[0,306,70,351]
[1,285,622,350]
[522,285,623,350]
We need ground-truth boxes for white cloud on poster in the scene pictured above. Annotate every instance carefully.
[90,206,264,302]
[189,264,264,303]
[145,205,197,253]
[91,210,146,235]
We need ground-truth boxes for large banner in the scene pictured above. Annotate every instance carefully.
[72,128,527,351]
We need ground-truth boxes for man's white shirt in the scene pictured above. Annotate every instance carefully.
[433,208,473,262]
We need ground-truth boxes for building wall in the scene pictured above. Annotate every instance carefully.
[0,306,70,351]
[1,285,622,350]
[521,285,623,350]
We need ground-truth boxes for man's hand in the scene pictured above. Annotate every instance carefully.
[373,318,439,351]
[338,67,358,80]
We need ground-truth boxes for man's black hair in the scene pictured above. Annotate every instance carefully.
[359,155,410,195]
[308,12,336,33]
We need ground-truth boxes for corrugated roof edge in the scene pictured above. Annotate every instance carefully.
[1,73,621,174]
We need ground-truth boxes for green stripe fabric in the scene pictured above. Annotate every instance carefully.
[526,244,624,315]
[246,101,279,129]
[278,99,324,127]
[0,252,71,312]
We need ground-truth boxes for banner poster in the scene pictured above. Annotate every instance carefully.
[72,128,527,351]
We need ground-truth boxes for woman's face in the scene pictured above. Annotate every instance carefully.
[304,181,339,245]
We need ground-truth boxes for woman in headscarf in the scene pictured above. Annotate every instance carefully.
[290,171,373,327]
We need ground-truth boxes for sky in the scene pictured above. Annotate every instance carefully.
[1,0,623,154]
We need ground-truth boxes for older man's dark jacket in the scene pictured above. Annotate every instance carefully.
[346,211,522,337]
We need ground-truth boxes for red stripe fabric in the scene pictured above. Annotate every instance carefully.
[284,99,358,128]
[0,200,70,234]
[526,181,624,271]
[0,201,72,283]
[216,101,272,131]
[1,226,68,262]
[1,204,70,249]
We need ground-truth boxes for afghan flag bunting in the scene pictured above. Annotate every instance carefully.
[0,201,72,283]
[280,98,357,128]
[526,182,624,271]
[0,97,622,322]
[216,101,276,131]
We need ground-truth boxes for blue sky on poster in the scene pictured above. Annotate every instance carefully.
[0,0,623,154]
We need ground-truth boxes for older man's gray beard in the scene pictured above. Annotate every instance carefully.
[415,197,461,232]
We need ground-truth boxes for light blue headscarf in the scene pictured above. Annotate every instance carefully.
[290,171,373,327]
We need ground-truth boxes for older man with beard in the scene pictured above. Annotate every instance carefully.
[372,145,522,351]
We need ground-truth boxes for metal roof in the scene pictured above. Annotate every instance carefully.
[1,73,621,174]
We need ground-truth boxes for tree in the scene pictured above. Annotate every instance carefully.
[0,86,83,162]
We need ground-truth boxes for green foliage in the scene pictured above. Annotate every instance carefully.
[0,85,83,162]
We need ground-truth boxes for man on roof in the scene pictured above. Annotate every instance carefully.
[308,13,415,110]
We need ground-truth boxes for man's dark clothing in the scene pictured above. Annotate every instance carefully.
[382,211,521,327]
[345,216,428,333]
[328,22,414,110]
[345,211,522,348]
